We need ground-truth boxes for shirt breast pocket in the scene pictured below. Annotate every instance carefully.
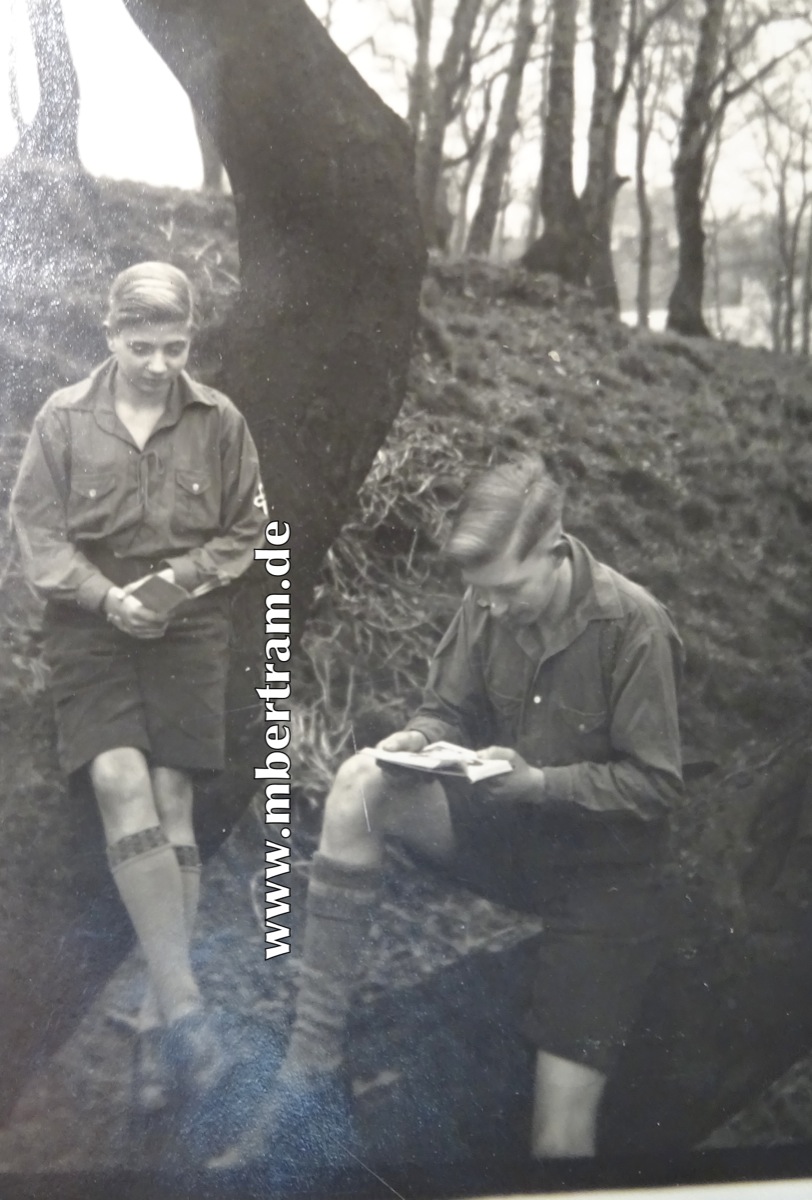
[173,469,216,535]
[67,472,117,536]
[556,704,611,761]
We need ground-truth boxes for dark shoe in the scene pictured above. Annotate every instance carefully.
[207,1065,356,1170]
[165,1011,228,1096]
[133,1027,171,1113]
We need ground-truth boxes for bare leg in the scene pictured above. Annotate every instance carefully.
[530,1050,607,1158]
[137,767,200,1032]
[90,748,200,1024]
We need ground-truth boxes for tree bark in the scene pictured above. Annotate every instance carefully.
[466,0,536,256]
[521,0,588,283]
[666,0,726,337]
[416,0,485,247]
[0,0,424,1124]
[17,0,80,165]
[578,0,625,309]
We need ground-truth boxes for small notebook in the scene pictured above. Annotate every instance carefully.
[372,740,512,783]
[128,574,190,616]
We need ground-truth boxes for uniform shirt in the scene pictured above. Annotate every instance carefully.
[406,536,683,823]
[10,358,267,611]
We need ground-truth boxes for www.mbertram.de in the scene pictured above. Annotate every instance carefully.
[254,521,293,959]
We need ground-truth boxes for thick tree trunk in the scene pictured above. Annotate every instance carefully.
[466,0,536,256]
[666,0,726,337]
[579,0,625,310]
[521,0,588,283]
[17,0,80,165]
[0,0,424,1124]
[416,0,484,246]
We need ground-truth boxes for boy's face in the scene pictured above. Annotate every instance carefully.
[462,523,569,628]
[107,321,192,399]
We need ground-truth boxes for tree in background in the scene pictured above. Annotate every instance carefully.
[521,0,586,281]
[749,71,812,353]
[524,0,678,308]
[667,0,812,337]
[631,0,681,327]
[415,0,487,244]
[466,0,536,254]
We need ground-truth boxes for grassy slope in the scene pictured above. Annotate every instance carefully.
[1,170,812,1162]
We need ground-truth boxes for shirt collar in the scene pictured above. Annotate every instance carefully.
[68,357,216,445]
[512,533,624,660]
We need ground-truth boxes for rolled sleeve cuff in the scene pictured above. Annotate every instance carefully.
[163,555,200,593]
[404,716,459,747]
[76,572,115,613]
[539,765,576,805]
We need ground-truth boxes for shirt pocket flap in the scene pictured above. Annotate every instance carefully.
[558,705,608,735]
[71,472,117,500]
[176,469,211,496]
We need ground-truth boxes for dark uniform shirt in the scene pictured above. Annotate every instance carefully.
[406,536,683,824]
[10,358,266,610]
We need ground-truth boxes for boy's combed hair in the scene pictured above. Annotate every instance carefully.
[446,457,564,567]
[106,261,195,332]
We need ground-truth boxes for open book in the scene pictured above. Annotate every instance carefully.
[372,740,512,783]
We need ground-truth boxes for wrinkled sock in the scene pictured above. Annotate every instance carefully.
[108,828,200,1024]
[283,853,382,1077]
[137,844,202,1031]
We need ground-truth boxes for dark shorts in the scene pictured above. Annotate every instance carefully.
[437,785,668,1075]
[42,591,232,776]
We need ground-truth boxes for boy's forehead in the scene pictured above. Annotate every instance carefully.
[461,523,562,587]
[118,322,191,343]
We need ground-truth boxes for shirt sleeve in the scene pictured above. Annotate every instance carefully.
[163,403,266,594]
[541,619,684,820]
[10,408,114,611]
[405,597,494,748]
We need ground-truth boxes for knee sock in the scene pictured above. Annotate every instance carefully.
[283,852,382,1077]
[137,844,202,1031]
[108,828,201,1025]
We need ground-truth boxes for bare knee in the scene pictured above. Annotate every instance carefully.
[151,766,195,842]
[320,753,389,862]
[531,1051,606,1158]
[90,748,157,843]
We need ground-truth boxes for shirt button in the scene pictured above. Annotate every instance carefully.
[89,489,97,498]
[192,483,200,492]
[533,695,541,704]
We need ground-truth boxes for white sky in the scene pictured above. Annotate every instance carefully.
[0,0,798,226]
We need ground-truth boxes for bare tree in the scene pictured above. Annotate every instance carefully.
[667,0,812,336]
[521,0,587,281]
[631,3,678,327]
[466,0,537,254]
[416,0,487,243]
[525,0,678,305]
[749,75,812,353]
